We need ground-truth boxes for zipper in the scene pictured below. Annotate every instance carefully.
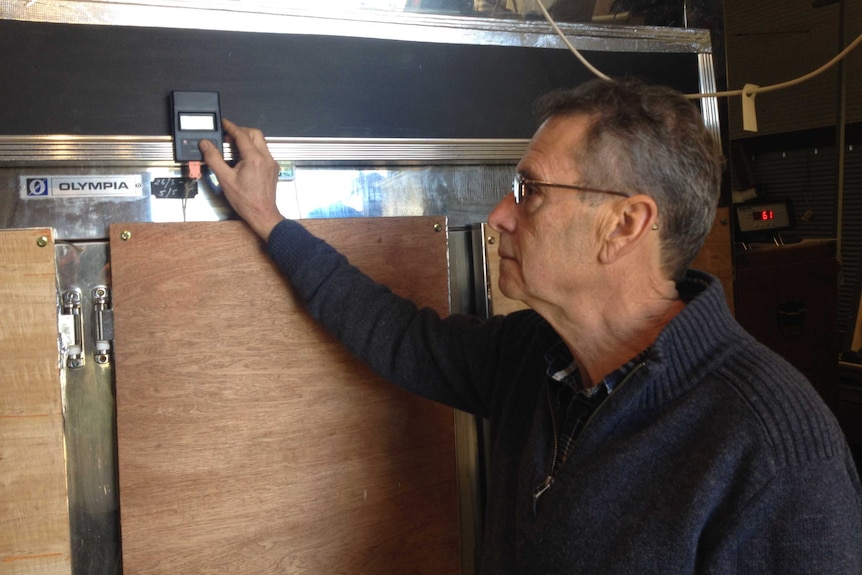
[532,388,560,511]
[531,361,648,513]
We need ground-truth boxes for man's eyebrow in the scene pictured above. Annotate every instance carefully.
[516,167,538,180]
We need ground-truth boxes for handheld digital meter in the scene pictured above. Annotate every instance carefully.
[170,91,223,162]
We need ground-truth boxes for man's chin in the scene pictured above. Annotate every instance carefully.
[497,277,524,302]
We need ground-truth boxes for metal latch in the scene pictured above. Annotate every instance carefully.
[92,286,113,365]
[61,289,84,369]
[59,286,114,368]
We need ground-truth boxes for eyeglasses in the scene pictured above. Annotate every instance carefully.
[513,174,630,204]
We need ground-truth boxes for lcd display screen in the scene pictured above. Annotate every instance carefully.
[178,113,216,131]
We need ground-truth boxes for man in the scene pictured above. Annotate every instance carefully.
[200,78,862,573]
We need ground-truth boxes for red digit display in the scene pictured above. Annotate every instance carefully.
[753,210,774,221]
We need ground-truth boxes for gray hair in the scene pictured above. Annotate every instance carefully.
[535,77,723,281]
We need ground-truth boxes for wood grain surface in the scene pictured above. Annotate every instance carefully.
[478,223,530,318]
[110,218,460,575]
[0,228,72,575]
[691,207,734,313]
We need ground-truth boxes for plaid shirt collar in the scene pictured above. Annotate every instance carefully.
[541,334,649,475]
[543,337,645,397]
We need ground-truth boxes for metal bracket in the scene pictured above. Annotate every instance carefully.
[92,286,113,365]
[61,289,85,369]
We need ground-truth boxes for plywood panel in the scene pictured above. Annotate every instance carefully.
[0,228,72,575]
[110,218,460,575]
[479,224,529,317]
[691,207,734,313]
[480,208,733,316]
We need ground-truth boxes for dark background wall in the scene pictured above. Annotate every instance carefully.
[0,20,700,139]
[724,0,862,347]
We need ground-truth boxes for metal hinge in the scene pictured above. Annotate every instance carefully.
[91,286,113,365]
[59,286,114,368]
[60,289,84,369]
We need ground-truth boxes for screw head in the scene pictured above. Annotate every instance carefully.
[64,291,81,304]
[36,236,49,247]
[120,230,132,241]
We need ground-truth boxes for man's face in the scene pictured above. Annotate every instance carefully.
[488,114,612,311]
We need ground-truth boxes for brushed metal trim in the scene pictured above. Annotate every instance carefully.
[0,135,530,165]
[0,1,713,53]
[697,53,722,144]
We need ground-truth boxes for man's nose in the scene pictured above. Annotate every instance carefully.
[488,191,516,234]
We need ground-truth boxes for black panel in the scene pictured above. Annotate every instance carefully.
[0,20,701,138]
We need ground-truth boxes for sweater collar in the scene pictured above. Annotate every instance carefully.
[534,270,740,408]
[639,270,744,406]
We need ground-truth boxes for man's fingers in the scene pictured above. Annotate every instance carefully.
[199,139,230,180]
[222,118,271,158]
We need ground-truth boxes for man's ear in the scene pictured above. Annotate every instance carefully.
[598,194,658,264]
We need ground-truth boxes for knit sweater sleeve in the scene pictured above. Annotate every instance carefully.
[692,336,862,573]
[703,452,862,573]
[265,218,507,417]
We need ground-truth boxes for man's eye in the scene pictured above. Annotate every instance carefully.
[523,183,541,198]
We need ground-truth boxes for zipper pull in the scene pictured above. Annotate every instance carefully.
[532,475,554,514]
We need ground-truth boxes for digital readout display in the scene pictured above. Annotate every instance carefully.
[178,113,217,131]
[736,200,793,234]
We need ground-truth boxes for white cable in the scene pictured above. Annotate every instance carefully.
[534,0,862,104]
[688,31,862,100]
[535,0,611,80]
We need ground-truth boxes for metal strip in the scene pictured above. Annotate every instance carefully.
[0,1,713,53]
[0,136,530,165]
[697,52,722,145]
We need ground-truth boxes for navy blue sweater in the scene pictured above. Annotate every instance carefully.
[268,218,862,574]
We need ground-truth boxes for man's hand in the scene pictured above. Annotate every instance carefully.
[199,119,285,240]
